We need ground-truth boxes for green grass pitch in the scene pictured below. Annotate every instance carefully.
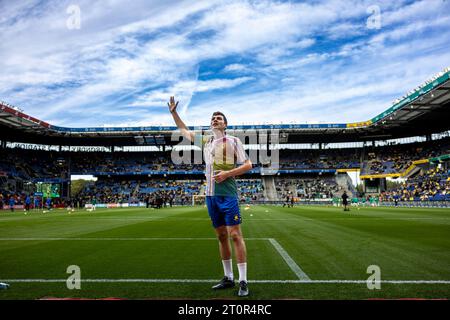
[0,205,449,300]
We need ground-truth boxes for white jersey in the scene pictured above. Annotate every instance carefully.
[200,134,248,196]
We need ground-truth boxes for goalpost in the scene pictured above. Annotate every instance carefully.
[192,194,206,206]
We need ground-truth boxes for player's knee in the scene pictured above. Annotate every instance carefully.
[217,231,228,242]
[229,230,242,242]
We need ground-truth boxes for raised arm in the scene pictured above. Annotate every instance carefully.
[168,96,195,142]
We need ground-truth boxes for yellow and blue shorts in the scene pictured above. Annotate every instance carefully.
[206,196,242,228]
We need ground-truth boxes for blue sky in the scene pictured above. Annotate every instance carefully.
[1,0,449,127]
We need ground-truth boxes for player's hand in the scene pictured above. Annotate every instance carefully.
[168,96,179,113]
[213,170,230,183]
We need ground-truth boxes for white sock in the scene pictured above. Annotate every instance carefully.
[222,259,233,280]
[237,262,247,283]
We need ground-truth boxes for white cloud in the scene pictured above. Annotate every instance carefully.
[130,77,254,107]
[381,0,448,27]
[223,64,248,73]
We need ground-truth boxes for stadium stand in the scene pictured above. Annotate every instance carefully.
[2,139,449,207]
[361,138,450,176]
[1,135,450,206]
[381,166,450,202]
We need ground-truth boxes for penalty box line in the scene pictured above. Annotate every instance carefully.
[268,238,310,280]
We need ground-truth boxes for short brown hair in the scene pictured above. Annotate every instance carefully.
[211,111,227,125]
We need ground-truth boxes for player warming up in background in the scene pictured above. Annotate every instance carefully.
[342,191,350,212]
[168,96,253,297]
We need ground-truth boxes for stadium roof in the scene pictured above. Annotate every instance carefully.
[1,69,450,146]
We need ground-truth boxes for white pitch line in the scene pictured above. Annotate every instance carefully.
[1,279,449,284]
[268,238,310,280]
[0,238,217,241]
